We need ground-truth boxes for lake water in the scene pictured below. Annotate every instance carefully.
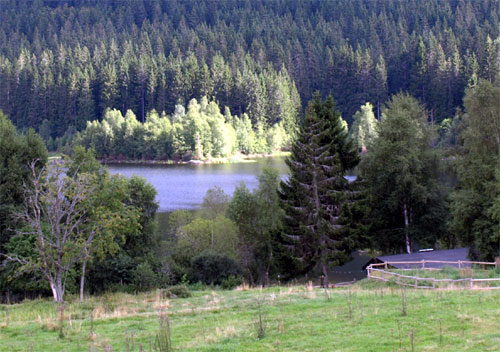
[108,157,289,212]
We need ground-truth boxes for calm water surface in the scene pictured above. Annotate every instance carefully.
[108,157,289,211]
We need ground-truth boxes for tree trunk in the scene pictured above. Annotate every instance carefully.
[141,89,145,123]
[248,267,255,286]
[210,223,214,250]
[321,261,329,288]
[403,203,411,254]
[49,280,59,302]
[496,136,500,159]
[80,260,87,302]
[49,274,65,303]
[264,247,273,288]
[312,172,320,212]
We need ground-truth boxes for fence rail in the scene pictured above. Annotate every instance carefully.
[366,260,500,290]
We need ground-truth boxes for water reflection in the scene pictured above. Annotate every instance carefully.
[108,157,356,212]
[108,157,288,211]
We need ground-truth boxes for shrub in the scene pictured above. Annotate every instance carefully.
[189,253,241,285]
[132,262,159,291]
[164,284,191,298]
[221,275,243,290]
[188,282,207,291]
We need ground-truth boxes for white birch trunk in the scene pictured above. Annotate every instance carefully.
[404,203,411,254]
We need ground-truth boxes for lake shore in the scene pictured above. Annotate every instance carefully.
[100,151,290,166]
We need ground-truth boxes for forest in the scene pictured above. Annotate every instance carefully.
[1,0,499,151]
[1,0,500,302]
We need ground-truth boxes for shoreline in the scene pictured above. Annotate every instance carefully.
[99,152,289,166]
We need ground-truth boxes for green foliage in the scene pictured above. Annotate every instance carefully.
[1,234,50,295]
[0,119,47,297]
[3,0,497,149]
[200,186,229,220]
[78,98,288,161]
[450,80,500,260]
[166,210,194,238]
[350,102,378,152]
[85,174,159,294]
[189,253,241,285]
[227,168,284,285]
[0,111,47,253]
[278,95,359,282]
[132,262,159,292]
[174,216,239,267]
[164,284,191,298]
[220,275,243,290]
[359,94,448,253]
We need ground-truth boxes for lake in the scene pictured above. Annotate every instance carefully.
[108,157,289,212]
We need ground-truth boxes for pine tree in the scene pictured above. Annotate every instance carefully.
[278,95,358,287]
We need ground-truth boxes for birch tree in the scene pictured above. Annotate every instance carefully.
[359,94,447,254]
[350,102,378,152]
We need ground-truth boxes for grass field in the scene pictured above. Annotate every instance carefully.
[1,280,500,351]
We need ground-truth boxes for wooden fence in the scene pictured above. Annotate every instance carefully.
[366,260,500,290]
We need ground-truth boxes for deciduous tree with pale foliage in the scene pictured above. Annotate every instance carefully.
[11,157,139,303]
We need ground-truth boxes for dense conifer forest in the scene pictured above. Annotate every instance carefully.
[1,0,499,147]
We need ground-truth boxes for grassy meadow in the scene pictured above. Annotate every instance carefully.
[1,280,500,351]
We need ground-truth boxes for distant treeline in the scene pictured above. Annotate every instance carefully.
[0,0,499,144]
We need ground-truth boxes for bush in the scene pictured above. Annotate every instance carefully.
[221,275,243,290]
[163,284,191,298]
[188,282,207,291]
[132,262,159,291]
[189,253,241,285]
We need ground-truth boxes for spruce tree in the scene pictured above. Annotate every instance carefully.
[278,95,358,287]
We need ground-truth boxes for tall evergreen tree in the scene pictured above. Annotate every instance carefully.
[278,95,358,287]
[450,80,500,260]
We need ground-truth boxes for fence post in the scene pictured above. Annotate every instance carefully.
[470,278,473,289]
[458,261,462,269]
[421,260,425,269]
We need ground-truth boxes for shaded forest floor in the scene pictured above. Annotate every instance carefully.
[1,281,500,351]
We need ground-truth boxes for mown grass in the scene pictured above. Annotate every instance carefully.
[1,280,500,351]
